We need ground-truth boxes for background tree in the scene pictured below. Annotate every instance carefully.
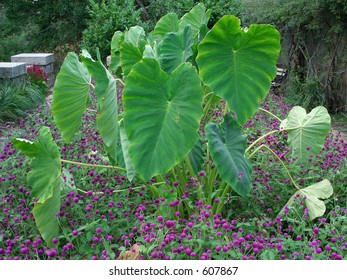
[243,0,347,113]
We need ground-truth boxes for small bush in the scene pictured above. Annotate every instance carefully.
[80,0,142,61]
[0,79,47,122]
[27,65,49,93]
[284,72,326,111]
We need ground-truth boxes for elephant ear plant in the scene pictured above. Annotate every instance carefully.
[12,4,333,247]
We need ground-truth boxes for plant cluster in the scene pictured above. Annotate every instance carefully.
[10,4,336,258]
[1,94,346,260]
[0,75,47,122]
[80,0,143,60]
[26,66,49,93]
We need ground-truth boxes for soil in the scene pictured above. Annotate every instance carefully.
[331,120,347,141]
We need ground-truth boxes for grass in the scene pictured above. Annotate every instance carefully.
[0,93,346,260]
[0,80,47,123]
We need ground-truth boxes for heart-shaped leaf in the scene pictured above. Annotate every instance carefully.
[12,127,61,203]
[12,126,62,247]
[282,179,333,220]
[124,26,146,46]
[52,52,91,142]
[123,58,203,181]
[153,13,179,42]
[120,42,145,76]
[158,25,193,74]
[197,15,280,125]
[206,115,252,196]
[109,31,124,74]
[81,52,118,163]
[281,106,331,165]
[179,3,211,42]
[119,26,147,76]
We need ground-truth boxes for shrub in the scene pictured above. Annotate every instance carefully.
[80,0,142,61]
[0,77,47,122]
[27,65,49,93]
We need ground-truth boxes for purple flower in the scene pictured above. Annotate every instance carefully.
[96,227,102,233]
[165,220,176,228]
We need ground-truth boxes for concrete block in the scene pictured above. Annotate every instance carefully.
[0,62,27,79]
[11,53,54,65]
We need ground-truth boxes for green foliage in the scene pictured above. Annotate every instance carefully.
[282,179,333,221]
[285,74,326,111]
[12,127,62,248]
[141,0,195,30]
[0,81,46,122]
[281,106,331,166]
[206,115,252,196]
[158,25,193,74]
[80,0,142,61]
[80,51,119,163]
[195,0,243,27]
[0,0,89,59]
[52,53,92,142]
[197,15,280,124]
[243,0,347,113]
[12,4,335,244]
[123,58,203,181]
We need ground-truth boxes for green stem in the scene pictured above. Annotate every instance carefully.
[174,164,186,185]
[147,184,160,198]
[203,92,215,118]
[259,107,283,123]
[215,183,231,214]
[212,181,227,213]
[223,101,229,115]
[77,186,143,195]
[170,168,177,182]
[61,159,126,171]
[115,78,125,86]
[245,129,280,154]
[206,166,218,205]
[184,156,196,178]
[247,144,300,191]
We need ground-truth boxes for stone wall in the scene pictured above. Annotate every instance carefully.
[0,62,27,84]
[0,53,55,87]
[11,53,55,87]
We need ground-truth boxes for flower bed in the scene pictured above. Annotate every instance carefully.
[1,93,346,260]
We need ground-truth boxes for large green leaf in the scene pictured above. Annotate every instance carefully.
[188,138,204,176]
[119,123,136,181]
[197,16,281,125]
[153,13,179,41]
[81,52,118,163]
[12,126,62,247]
[32,179,61,248]
[12,127,61,203]
[281,106,331,165]
[120,26,147,76]
[158,25,193,74]
[124,26,146,46]
[52,52,91,142]
[282,179,333,220]
[109,31,124,74]
[206,115,252,196]
[120,42,145,76]
[123,58,203,181]
[179,3,211,42]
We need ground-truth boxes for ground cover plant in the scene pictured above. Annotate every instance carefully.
[0,67,48,122]
[1,4,346,260]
